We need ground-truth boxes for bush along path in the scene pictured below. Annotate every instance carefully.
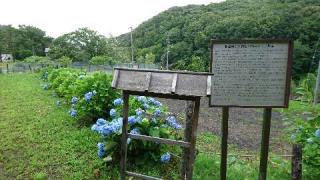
[0,71,291,179]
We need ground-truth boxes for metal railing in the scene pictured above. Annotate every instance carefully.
[0,62,160,74]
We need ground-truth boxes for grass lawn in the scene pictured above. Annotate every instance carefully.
[0,73,290,179]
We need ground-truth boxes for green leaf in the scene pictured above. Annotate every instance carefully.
[149,128,160,137]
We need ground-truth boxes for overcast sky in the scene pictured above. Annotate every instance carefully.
[0,0,224,38]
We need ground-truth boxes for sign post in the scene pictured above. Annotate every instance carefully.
[220,107,229,180]
[210,39,293,180]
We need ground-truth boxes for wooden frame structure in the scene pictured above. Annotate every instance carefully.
[112,68,213,180]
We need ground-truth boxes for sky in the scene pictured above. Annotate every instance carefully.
[0,0,224,38]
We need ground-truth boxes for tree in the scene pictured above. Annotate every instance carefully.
[0,25,52,60]
[49,28,112,62]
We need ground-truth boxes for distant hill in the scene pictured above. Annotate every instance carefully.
[117,0,320,80]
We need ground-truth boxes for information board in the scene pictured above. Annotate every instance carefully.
[210,40,293,107]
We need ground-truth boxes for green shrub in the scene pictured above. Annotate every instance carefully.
[24,56,52,64]
[58,56,72,67]
[69,72,119,120]
[294,73,316,103]
[48,68,83,97]
[290,113,320,179]
[283,102,320,179]
[90,56,116,65]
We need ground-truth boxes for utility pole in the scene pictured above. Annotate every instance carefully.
[314,60,320,105]
[166,34,170,70]
[313,37,320,105]
[129,27,134,64]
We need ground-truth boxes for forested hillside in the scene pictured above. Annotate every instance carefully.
[1,0,319,80]
[118,0,320,80]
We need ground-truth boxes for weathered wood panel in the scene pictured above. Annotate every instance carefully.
[210,39,293,107]
[113,68,212,97]
[176,73,208,96]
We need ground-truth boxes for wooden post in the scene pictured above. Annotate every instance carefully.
[220,107,229,180]
[120,92,129,180]
[186,97,200,179]
[259,108,272,180]
[6,64,9,73]
[181,101,194,179]
[291,144,302,180]
[28,64,32,72]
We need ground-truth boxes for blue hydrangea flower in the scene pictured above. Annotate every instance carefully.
[160,152,171,163]
[135,108,144,116]
[166,116,182,129]
[143,103,149,109]
[148,98,155,103]
[136,96,147,103]
[71,96,78,104]
[109,118,123,133]
[91,118,122,136]
[101,125,114,136]
[130,128,140,135]
[113,98,123,106]
[128,116,137,125]
[97,118,107,126]
[307,137,313,143]
[315,129,320,138]
[69,109,77,118]
[153,101,162,107]
[97,143,105,158]
[56,100,61,107]
[148,98,161,106]
[154,109,161,116]
[110,109,116,117]
[84,92,93,102]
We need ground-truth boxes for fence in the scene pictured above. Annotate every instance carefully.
[0,62,160,74]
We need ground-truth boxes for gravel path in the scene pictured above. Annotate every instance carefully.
[160,97,290,153]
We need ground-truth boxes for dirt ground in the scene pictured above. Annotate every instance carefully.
[160,97,290,154]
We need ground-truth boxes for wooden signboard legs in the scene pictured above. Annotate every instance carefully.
[220,107,229,180]
[219,108,273,180]
[259,108,272,180]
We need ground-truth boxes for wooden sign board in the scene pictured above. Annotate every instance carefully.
[210,39,293,107]
[112,68,213,97]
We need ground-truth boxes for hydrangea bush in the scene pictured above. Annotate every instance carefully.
[40,68,118,121]
[91,96,183,163]
[68,72,119,120]
[283,103,320,178]
[290,115,320,177]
